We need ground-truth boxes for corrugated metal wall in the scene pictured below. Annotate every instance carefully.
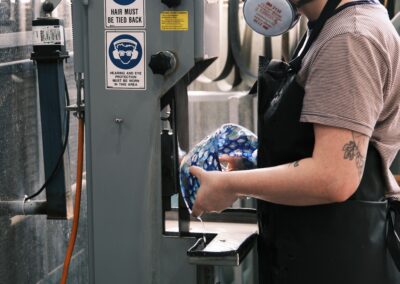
[0,1,88,283]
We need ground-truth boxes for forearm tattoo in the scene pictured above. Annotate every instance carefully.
[288,161,300,168]
[342,132,366,179]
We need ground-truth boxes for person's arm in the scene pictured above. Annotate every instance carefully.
[190,124,369,216]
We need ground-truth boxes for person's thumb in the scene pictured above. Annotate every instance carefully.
[218,154,230,163]
[219,154,240,163]
[189,166,203,180]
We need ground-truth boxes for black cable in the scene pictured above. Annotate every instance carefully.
[25,78,70,201]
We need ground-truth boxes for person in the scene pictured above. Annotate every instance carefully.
[189,0,400,283]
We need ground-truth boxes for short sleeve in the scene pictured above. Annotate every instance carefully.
[300,33,387,137]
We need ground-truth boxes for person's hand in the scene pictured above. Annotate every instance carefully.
[219,154,246,171]
[189,166,238,217]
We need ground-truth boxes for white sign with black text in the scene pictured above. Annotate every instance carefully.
[105,0,145,28]
[105,31,146,90]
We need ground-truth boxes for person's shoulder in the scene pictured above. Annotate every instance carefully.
[321,3,389,41]
[298,3,395,85]
[306,2,398,67]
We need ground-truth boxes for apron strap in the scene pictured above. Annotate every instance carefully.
[290,0,342,72]
[387,199,400,271]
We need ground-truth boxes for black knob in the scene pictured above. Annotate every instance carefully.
[148,51,177,75]
[161,0,181,8]
[42,1,55,14]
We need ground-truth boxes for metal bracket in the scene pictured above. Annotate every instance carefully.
[66,103,85,118]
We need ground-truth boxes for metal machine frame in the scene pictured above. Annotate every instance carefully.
[73,0,257,282]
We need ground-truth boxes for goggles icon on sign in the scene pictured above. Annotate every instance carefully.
[118,50,134,57]
[112,39,139,65]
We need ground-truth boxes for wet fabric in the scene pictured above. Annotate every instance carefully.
[179,123,258,212]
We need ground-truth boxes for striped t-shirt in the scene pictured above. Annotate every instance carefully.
[297,1,400,196]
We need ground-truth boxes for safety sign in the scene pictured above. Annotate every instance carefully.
[105,0,145,28]
[160,11,188,31]
[105,31,146,90]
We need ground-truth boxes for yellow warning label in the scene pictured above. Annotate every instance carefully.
[160,11,188,31]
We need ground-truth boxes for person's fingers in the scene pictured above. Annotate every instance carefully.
[191,202,204,218]
[219,155,244,172]
[218,154,230,162]
[219,154,242,162]
[190,166,204,217]
[189,166,203,179]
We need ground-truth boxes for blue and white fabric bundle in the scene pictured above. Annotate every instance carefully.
[179,123,258,212]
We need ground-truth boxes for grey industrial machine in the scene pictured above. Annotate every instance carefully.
[71,0,258,283]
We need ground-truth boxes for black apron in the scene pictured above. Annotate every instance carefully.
[256,1,400,283]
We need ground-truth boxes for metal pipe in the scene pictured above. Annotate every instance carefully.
[0,178,86,217]
[0,201,47,216]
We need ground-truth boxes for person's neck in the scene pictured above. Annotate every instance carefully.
[299,0,354,21]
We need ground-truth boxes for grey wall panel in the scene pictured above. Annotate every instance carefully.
[160,236,197,284]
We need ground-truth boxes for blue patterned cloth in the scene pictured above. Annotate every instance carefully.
[179,124,258,212]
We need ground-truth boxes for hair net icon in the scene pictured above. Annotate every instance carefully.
[112,38,139,64]
[179,124,258,212]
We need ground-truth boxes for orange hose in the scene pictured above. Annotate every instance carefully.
[61,117,84,284]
